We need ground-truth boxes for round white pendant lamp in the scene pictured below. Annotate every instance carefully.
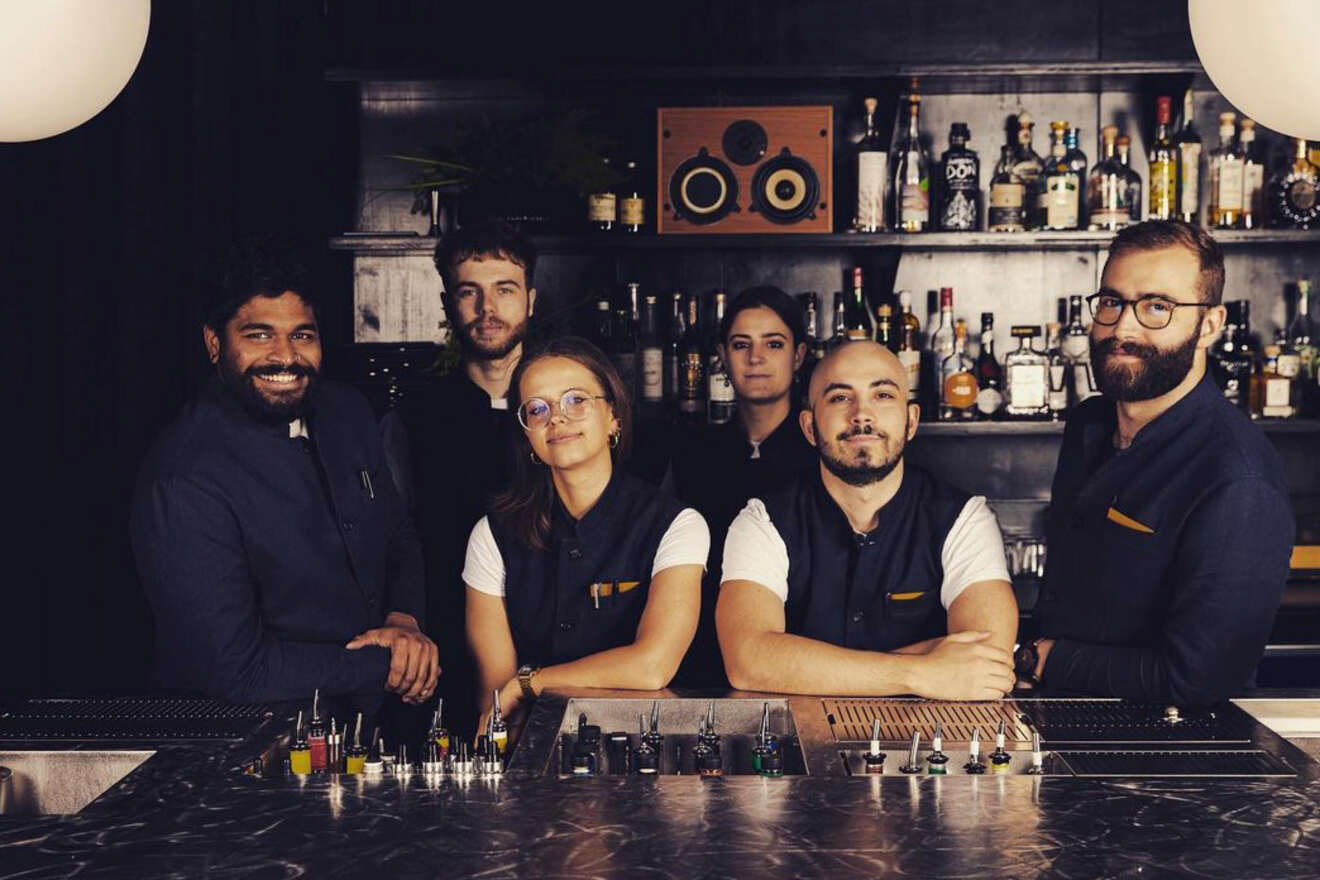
[1189,0,1320,140]
[0,1,151,143]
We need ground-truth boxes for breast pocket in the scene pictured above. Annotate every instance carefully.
[883,589,939,619]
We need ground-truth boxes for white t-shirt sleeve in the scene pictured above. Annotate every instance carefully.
[939,496,1011,609]
[462,516,507,597]
[651,508,711,575]
[719,499,791,603]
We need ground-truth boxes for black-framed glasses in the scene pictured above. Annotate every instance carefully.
[1084,292,1210,330]
[516,390,608,430]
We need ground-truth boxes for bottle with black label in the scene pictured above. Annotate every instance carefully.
[1270,138,1320,229]
[1012,113,1046,229]
[974,312,1004,419]
[988,143,1025,232]
[707,291,735,424]
[619,160,646,233]
[678,294,705,423]
[1211,300,1255,412]
[937,123,980,231]
[664,291,685,411]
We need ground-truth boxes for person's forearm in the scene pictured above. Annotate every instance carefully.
[211,638,390,704]
[724,630,915,695]
[891,636,943,655]
[533,641,683,694]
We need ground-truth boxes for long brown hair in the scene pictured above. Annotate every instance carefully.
[491,336,633,550]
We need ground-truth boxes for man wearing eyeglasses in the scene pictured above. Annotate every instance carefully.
[1018,220,1294,707]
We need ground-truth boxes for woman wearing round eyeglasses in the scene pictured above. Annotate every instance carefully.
[464,336,708,727]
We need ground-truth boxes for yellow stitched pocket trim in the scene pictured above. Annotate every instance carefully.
[591,580,641,597]
[1106,506,1155,534]
[889,591,927,601]
[1291,545,1320,570]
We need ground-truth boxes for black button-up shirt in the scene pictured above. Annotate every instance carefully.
[131,378,424,704]
[1037,372,1294,707]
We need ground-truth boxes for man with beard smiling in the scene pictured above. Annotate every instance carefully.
[132,248,437,705]
[1019,221,1294,707]
[715,341,1018,698]
[399,222,536,733]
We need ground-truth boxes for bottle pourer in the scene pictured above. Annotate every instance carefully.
[395,743,410,775]
[644,700,663,751]
[926,722,949,774]
[455,741,473,776]
[635,713,659,775]
[422,743,442,776]
[1026,730,1045,775]
[900,730,923,774]
[863,716,885,774]
[485,737,503,776]
[964,727,986,774]
[491,690,509,754]
[363,730,384,776]
[989,718,1012,773]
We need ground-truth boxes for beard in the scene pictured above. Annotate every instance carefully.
[218,352,318,426]
[1091,326,1199,402]
[460,313,529,361]
[815,420,905,487]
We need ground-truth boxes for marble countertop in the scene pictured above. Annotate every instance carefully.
[2,693,1319,879]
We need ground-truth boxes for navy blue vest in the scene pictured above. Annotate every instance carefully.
[489,472,688,666]
[761,467,970,651]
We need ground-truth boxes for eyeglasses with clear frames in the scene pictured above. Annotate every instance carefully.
[516,389,608,431]
[1084,292,1211,330]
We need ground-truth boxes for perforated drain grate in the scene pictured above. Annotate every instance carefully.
[1056,749,1295,778]
[823,699,1031,744]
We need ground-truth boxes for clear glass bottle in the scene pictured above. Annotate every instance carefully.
[1064,127,1089,228]
[1004,325,1050,419]
[707,291,735,424]
[1116,135,1143,224]
[974,312,1004,419]
[937,122,980,231]
[1042,120,1081,230]
[1254,345,1296,418]
[940,319,978,421]
[1061,294,1099,405]
[1148,96,1177,221]
[1288,279,1316,402]
[854,97,888,233]
[845,267,874,341]
[988,143,1026,232]
[1269,138,1320,229]
[929,287,956,367]
[1044,321,1069,418]
[1174,88,1203,224]
[897,290,922,404]
[1208,112,1244,229]
[1012,113,1046,230]
[893,83,931,233]
[1239,119,1266,229]
[1087,126,1129,231]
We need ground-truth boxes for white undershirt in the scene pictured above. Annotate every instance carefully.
[720,495,1010,608]
[463,508,710,597]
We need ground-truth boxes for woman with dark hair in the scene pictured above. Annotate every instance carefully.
[464,337,708,725]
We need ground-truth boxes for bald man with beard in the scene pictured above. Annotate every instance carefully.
[715,341,1018,699]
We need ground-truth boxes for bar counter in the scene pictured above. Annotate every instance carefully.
[2,690,1319,879]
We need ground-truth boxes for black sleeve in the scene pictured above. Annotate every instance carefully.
[1042,478,1294,707]
[131,474,390,704]
[380,457,427,625]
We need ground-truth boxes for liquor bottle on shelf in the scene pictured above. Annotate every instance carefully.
[1269,138,1320,229]
[930,287,956,368]
[845,267,874,341]
[1254,345,1296,419]
[707,291,735,424]
[1004,325,1050,420]
[1208,113,1243,229]
[854,97,888,233]
[988,143,1025,232]
[897,290,922,404]
[587,156,617,232]
[1042,120,1082,230]
[1148,96,1176,221]
[939,319,978,421]
[1174,88,1203,224]
[1087,126,1130,231]
[1061,294,1099,405]
[594,297,613,350]
[876,304,896,350]
[1239,119,1266,229]
[1045,321,1069,418]
[638,294,664,414]
[1210,300,1254,412]
[664,292,684,409]
[609,288,639,400]
[1012,113,1046,230]
[892,81,931,233]
[937,122,980,231]
[619,160,646,233]
[829,291,847,351]
[1065,127,1090,228]
[1287,279,1316,413]
[677,294,705,423]
[973,312,1004,419]
[798,292,826,408]
[1116,135,1143,224]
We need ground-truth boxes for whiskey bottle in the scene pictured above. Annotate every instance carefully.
[1287,279,1316,414]
[1116,135,1143,224]
[664,292,684,408]
[1064,127,1089,228]
[1208,113,1244,229]
[929,287,956,368]
[1148,97,1177,221]
[638,294,664,412]
[678,295,705,423]
[897,290,922,404]
[798,292,825,408]
[829,291,848,351]
[1210,300,1255,412]
[988,143,1025,232]
[587,156,617,231]
[619,160,646,233]
[893,82,931,233]
[1045,321,1069,418]
[1061,294,1099,405]
[845,267,874,341]
[876,303,897,351]
[1042,120,1081,230]
[707,291,735,424]
[1239,119,1266,229]
[937,123,981,231]
[940,319,978,421]
[973,312,1004,419]
[1012,113,1046,230]
[1254,345,1296,419]
[1270,138,1320,229]
[1087,126,1130,231]
[854,97,888,233]
[1004,325,1050,420]
[594,297,613,350]
[1174,88,1203,224]
[609,286,639,399]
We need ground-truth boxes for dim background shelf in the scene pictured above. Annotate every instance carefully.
[331,229,1320,255]
[917,419,1320,436]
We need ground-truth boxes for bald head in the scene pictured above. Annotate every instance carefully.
[807,340,909,408]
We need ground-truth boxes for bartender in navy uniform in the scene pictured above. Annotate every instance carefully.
[1022,221,1294,706]
[132,246,438,705]
[464,338,708,727]
[716,341,1018,699]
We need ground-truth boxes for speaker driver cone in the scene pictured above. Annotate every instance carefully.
[668,148,739,225]
[750,148,819,224]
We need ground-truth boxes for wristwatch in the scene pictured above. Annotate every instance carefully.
[1014,639,1043,686]
[517,665,540,701]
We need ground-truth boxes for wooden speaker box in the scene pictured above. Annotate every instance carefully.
[657,106,833,234]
